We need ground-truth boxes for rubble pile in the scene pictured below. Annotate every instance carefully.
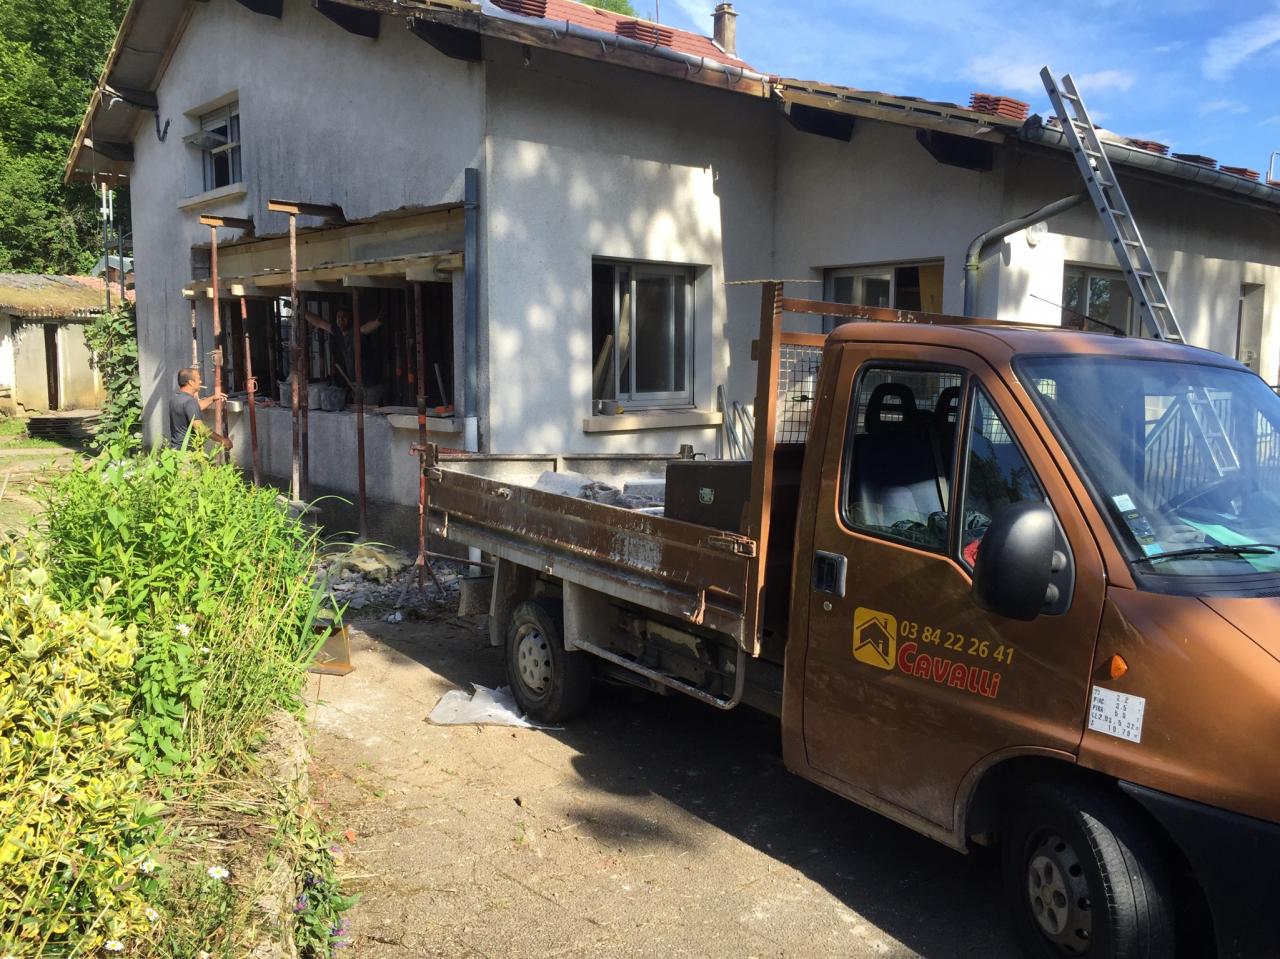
[317,542,463,618]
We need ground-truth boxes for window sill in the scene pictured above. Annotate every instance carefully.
[177,182,247,212]
[581,410,722,434]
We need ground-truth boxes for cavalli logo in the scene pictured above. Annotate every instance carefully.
[853,607,897,670]
[851,607,1003,699]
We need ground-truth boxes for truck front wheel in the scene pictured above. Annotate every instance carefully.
[505,598,592,724]
[1003,781,1175,959]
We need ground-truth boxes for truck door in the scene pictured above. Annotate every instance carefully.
[800,345,1106,830]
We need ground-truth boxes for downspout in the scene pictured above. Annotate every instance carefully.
[963,192,1089,317]
[463,167,479,445]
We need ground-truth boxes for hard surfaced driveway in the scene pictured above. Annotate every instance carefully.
[307,614,1019,959]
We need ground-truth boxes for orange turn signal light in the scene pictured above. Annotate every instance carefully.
[1107,654,1129,681]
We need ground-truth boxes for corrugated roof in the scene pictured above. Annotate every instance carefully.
[0,274,115,318]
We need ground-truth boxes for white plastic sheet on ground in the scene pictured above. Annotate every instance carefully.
[428,684,543,728]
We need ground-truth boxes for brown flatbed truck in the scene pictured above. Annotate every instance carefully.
[423,282,1280,959]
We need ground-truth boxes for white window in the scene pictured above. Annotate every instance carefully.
[194,104,242,192]
[1062,265,1133,334]
[592,261,694,409]
[825,262,945,330]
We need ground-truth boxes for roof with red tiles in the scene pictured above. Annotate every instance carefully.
[532,0,751,71]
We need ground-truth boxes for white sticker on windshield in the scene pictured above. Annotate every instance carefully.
[1089,685,1146,744]
[1112,493,1137,512]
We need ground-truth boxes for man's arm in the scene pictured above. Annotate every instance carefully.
[197,391,227,411]
[303,309,334,332]
[359,312,384,335]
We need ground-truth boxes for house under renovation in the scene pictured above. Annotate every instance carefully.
[66,0,1280,509]
[0,274,111,414]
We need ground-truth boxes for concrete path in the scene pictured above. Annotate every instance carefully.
[307,614,1019,959]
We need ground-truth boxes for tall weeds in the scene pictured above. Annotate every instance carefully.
[40,444,325,778]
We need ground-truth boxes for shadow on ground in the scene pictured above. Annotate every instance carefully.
[367,611,1019,959]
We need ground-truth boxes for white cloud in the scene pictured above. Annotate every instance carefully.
[1203,2,1280,80]
[963,52,1047,95]
[669,0,711,28]
[1262,115,1280,126]
[1078,69,1135,92]
[1197,98,1249,115]
[1152,40,1187,54]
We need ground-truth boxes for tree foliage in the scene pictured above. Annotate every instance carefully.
[84,302,141,449]
[581,0,638,15]
[0,0,129,273]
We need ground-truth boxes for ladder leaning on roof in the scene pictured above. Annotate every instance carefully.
[1040,66,1185,344]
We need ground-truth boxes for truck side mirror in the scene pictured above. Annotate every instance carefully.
[972,501,1058,621]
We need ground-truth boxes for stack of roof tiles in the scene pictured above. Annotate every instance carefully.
[1125,138,1169,156]
[968,93,1030,122]
[493,0,548,16]
[615,18,675,46]
[1220,166,1260,181]
[1171,153,1218,169]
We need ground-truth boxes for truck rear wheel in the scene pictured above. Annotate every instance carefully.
[1003,781,1175,959]
[505,598,592,724]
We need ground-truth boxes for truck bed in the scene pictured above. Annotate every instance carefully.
[425,454,759,647]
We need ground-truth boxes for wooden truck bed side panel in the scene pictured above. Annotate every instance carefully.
[425,465,756,644]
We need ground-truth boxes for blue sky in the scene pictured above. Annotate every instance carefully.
[654,0,1280,178]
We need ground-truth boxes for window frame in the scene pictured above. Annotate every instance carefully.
[955,382,1048,570]
[824,260,945,333]
[198,103,242,193]
[597,259,695,410]
[837,360,969,554]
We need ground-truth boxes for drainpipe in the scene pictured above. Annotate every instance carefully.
[463,168,479,429]
[963,192,1089,317]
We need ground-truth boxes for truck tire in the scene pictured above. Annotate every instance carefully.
[1002,781,1175,959]
[505,598,592,724]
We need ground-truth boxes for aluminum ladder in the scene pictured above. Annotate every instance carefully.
[1040,67,1185,343]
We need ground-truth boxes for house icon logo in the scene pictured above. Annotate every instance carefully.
[853,607,897,670]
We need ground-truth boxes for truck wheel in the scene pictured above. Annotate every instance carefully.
[1003,781,1175,959]
[505,598,592,724]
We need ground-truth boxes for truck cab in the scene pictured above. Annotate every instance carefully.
[425,285,1280,958]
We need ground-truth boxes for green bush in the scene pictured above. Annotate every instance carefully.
[84,303,141,451]
[41,445,326,778]
[0,544,161,956]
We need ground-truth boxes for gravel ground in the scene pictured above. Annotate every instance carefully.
[306,608,1021,959]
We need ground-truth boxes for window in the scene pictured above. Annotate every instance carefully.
[826,262,945,331]
[957,388,1045,567]
[841,366,964,549]
[196,104,241,192]
[592,261,693,409]
[1061,265,1171,337]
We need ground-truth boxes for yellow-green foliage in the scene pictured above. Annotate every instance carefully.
[0,545,160,956]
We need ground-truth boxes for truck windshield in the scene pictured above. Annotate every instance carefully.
[1017,355,1280,580]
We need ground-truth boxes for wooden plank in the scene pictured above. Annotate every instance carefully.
[198,214,255,231]
[779,88,1008,143]
[267,199,345,220]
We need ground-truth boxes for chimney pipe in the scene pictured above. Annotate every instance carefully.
[713,2,737,57]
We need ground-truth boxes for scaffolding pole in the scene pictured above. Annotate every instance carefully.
[268,200,345,504]
[206,222,225,437]
[351,291,369,539]
[413,282,444,593]
[241,295,262,485]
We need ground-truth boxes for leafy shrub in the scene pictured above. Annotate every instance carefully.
[41,445,325,778]
[0,544,161,956]
[84,303,141,450]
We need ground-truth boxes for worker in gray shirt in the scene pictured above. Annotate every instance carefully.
[169,367,227,448]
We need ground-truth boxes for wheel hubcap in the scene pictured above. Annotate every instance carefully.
[1026,832,1093,955]
[515,626,553,694]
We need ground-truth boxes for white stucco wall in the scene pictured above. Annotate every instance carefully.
[480,47,776,455]
[0,315,13,392]
[128,0,485,446]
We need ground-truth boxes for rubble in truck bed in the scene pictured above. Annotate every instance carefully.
[530,469,666,512]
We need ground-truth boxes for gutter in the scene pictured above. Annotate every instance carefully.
[478,0,773,88]
[1021,116,1280,211]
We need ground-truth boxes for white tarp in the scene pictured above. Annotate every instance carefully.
[428,684,539,728]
